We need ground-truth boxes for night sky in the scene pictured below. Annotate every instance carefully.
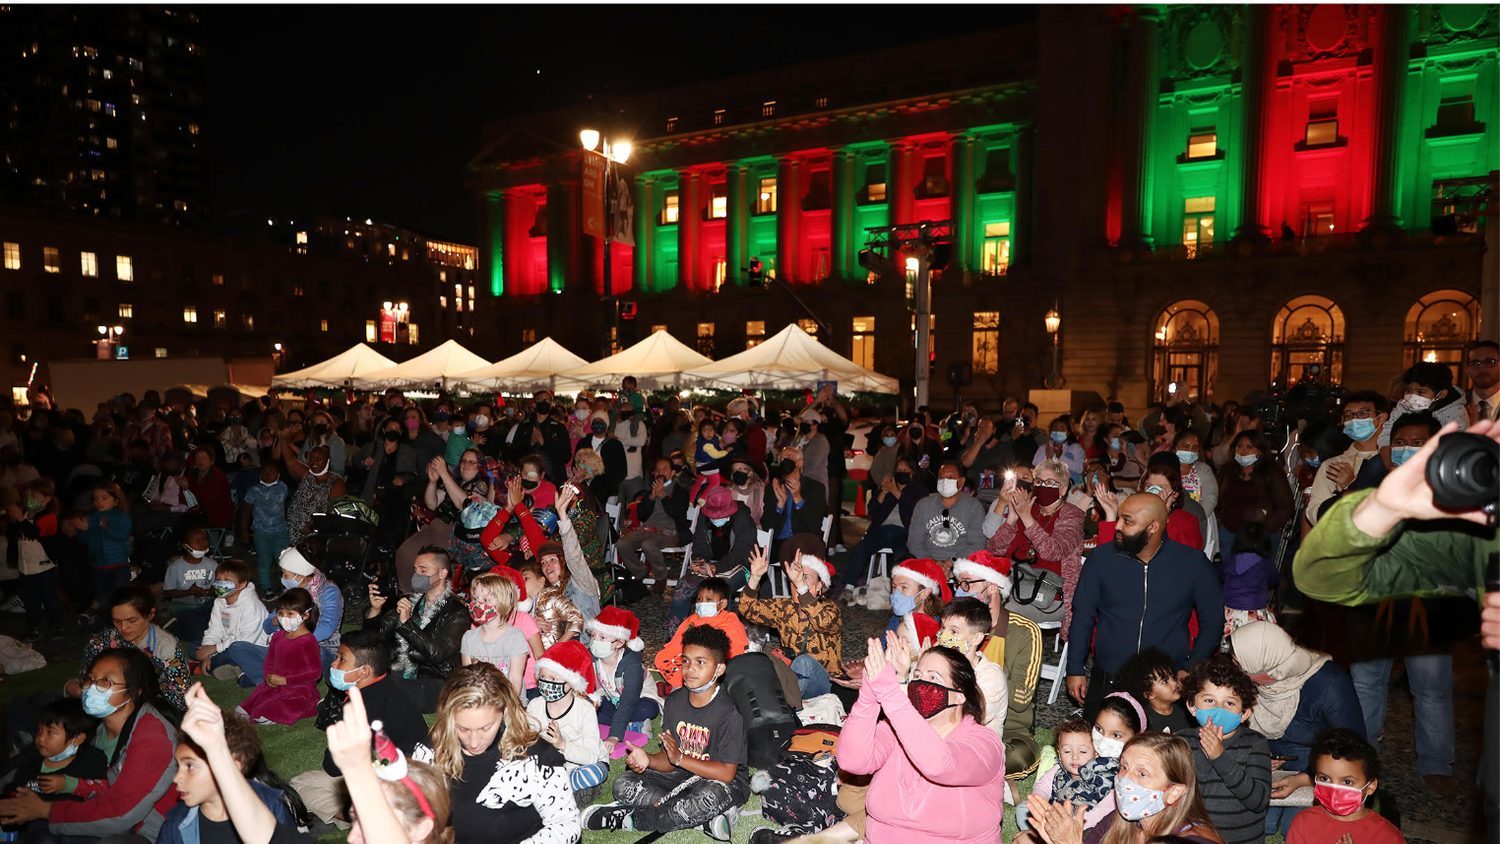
[203,6,1036,244]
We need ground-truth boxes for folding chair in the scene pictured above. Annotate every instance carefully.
[657,506,699,589]
[1035,619,1070,705]
[866,547,895,583]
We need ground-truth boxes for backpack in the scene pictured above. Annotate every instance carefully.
[722,652,798,769]
[760,752,843,830]
[787,723,840,756]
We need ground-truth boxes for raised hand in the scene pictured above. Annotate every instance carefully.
[863,636,888,680]
[883,629,913,679]
[748,544,770,580]
[179,683,227,750]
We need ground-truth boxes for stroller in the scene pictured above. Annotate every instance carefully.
[301,512,397,609]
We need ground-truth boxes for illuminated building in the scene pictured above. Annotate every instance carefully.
[472,6,1496,409]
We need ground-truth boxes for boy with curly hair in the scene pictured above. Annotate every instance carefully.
[1176,653,1272,844]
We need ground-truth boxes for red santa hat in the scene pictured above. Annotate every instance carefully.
[797,552,835,588]
[535,640,597,696]
[901,612,942,653]
[587,606,644,651]
[892,558,952,604]
[953,550,1014,600]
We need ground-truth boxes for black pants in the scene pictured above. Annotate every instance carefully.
[1081,663,1116,722]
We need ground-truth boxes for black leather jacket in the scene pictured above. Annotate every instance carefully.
[366,589,470,680]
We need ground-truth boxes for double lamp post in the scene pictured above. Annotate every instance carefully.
[580,129,632,359]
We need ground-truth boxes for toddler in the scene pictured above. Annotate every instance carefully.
[1114,647,1193,733]
[1017,717,1117,836]
[236,588,322,725]
[1221,522,1277,647]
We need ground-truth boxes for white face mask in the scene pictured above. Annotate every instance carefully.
[278,615,302,633]
[695,601,720,618]
[310,464,330,477]
[936,478,961,498]
[187,548,208,559]
[589,638,615,659]
[1402,393,1433,412]
[1092,726,1125,759]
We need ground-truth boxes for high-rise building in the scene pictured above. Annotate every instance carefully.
[0,5,210,227]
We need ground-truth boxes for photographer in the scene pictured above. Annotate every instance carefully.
[1294,419,1500,833]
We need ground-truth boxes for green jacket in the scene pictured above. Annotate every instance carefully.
[1293,488,1495,606]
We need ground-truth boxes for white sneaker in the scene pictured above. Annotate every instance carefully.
[211,665,244,683]
[703,808,737,841]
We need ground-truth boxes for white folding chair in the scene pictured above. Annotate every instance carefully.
[662,506,700,587]
[1034,619,1070,705]
[820,514,834,545]
[866,547,894,583]
[602,499,622,568]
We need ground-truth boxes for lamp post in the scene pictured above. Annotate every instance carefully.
[1044,303,1063,388]
[580,129,632,357]
[273,342,285,371]
[96,324,124,360]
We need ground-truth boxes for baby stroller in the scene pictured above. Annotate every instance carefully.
[301,511,397,609]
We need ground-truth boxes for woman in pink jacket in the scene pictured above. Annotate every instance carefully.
[836,637,1007,843]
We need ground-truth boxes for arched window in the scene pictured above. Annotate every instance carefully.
[1151,300,1219,402]
[1271,295,1345,387]
[1403,290,1479,385]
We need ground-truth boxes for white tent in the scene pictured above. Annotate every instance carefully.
[682,322,900,393]
[556,329,713,391]
[348,339,492,390]
[452,337,590,393]
[270,344,398,389]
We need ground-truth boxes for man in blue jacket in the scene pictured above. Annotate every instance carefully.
[1066,492,1224,717]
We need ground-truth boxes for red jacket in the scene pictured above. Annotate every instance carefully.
[1095,508,1203,550]
[52,704,180,840]
[188,467,233,529]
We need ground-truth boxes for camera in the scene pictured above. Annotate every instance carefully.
[1426,432,1499,514]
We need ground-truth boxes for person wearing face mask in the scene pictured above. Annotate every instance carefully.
[227,548,344,688]
[612,397,650,501]
[218,413,257,469]
[1025,732,1223,844]
[760,446,828,564]
[236,587,322,725]
[161,525,218,649]
[505,393,570,482]
[908,460,986,563]
[1229,622,1366,836]
[0,698,109,834]
[1214,431,1292,561]
[280,441,338,546]
[740,544,844,699]
[573,410,626,503]
[1171,430,1218,522]
[586,607,662,759]
[666,486,755,623]
[366,547,469,708]
[237,463,289,592]
[1304,392,1390,529]
[566,398,594,448]
[897,416,946,488]
[1378,362,1467,463]
[934,598,1009,739]
[356,417,417,506]
[844,456,927,590]
[300,410,347,476]
[525,641,609,807]
[833,637,1006,843]
[1033,415,1088,481]
[1285,729,1402,844]
[617,457,692,593]
[1093,462,1205,551]
[1067,493,1224,720]
[0,649,182,841]
[723,458,766,524]
[655,578,748,689]
[985,460,1086,627]
[194,559,269,681]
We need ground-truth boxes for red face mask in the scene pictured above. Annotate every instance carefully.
[907,679,958,719]
[1033,486,1061,507]
[1314,781,1367,816]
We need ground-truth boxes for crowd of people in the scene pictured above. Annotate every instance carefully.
[0,337,1495,843]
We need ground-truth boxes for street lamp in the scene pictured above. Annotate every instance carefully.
[1044,302,1064,388]
[580,127,632,357]
[95,324,123,360]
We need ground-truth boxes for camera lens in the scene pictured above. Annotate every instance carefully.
[1425,432,1500,512]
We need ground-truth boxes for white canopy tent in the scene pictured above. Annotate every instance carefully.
[682,322,900,393]
[452,337,590,394]
[270,344,398,389]
[556,329,713,391]
[348,339,492,390]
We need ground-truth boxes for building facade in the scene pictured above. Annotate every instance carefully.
[471,5,1498,411]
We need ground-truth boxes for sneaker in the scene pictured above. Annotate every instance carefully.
[0,595,25,613]
[212,665,244,683]
[581,804,634,831]
[703,809,737,841]
[749,829,793,844]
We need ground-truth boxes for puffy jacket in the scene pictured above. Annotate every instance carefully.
[51,704,180,840]
[157,780,292,844]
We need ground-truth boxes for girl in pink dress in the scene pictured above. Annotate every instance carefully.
[237,588,322,725]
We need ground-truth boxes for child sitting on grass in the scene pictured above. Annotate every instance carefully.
[461,573,529,688]
[1179,654,1271,844]
[161,525,217,650]
[194,559,269,682]
[527,640,609,808]
[236,588,322,725]
[1016,716,1117,838]
[0,698,108,840]
[1287,728,1402,844]
[1114,647,1193,733]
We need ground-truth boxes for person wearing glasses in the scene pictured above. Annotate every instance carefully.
[1304,392,1390,529]
[1466,339,1500,423]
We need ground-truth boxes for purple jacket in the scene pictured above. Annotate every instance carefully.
[1222,551,1277,611]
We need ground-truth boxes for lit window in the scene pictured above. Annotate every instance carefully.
[662,191,679,224]
[851,316,876,370]
[439,295,447,309]
[454,283,462,299]
[864,164,887,203]
[439,270,447,283]
[187,123,199,135]
[408,324,419,345]
[293,285,304,297]
[242,314,255,331]
[3,243,18,270]
[761,101,776,118]
[1304,205,1335,237]
[713,108,726,126]
[211,272,223,286]
[651,324,669,336]
[118,303,133,319]
[81,251,98,277]
[745,320,766,349]
[365,320,377,342]
[1186,131,1217,159]
[1305,119,1338,147]
[982,222,1011,275]
[42,247,60,273]
[468,285,475,299]
[182,306,197,323]
[756,177,777,214]
[213,309,225,328]
[86,98,100,112]
[815,96,829,108]
[387,243,396,257]
[154,347,167,359]
[710,192,727,219]
[115,255,133,281]
[105,137,117,149]
[1183,196,1215,256]
[712,258,728,291]
[973,311,1000,374]
[522,328,537,344]
[666,116,679,133]
[696,322,715,355]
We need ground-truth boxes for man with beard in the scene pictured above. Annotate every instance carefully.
[1064,492,1223,719]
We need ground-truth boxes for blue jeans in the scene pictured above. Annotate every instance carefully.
[253,527,290,591]
[168,601,214,650]
[19,568,62,627]
[1264,806,1302,837]
[843,524,906,586]
[791,653,831,699]
[597,695,660,732]
[1350,653,1455,776]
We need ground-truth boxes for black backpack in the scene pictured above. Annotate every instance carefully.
[722,652,798,769]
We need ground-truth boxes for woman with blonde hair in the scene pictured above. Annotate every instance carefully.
[1027,731,1224,844]
[423,663,579,844]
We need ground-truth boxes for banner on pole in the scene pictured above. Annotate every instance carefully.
[582,154,606,239]
[609,171,634,246]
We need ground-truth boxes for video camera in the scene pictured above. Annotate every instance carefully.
[1426,431,1499,520]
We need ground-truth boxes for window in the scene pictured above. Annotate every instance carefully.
[918,155,949,198]
[365,320,377,342]
[696,322,716,356]
[522,328,537,344]
[761,100,776,118]
[1305,119,1339,146]
[213,309,225,328]
[81,251,98,277]
[154,348,167,359]
[815,96,829,109]
[440,295,447,309]
[1271,294,1345,386]
[387,243,396,257]
[756,177,777,214]
[797,318,820,338]
[982,222,1012,274]
[42,247,60,273]
[468,285,475,299]
[972,311,1000,374]
[864,163,887,203]
[408,324,420,345]
[241,314,255,331]
[745,320,766,349]
[713,108,726,126]
[118,303,133,319]
[710,187,727,219]
[1182,197,1215,257]
[851,316,876,370]
[661,191,680,224]
[713,257,728,291]
[1186,131,1217,159]
[666,116,679,133]
[1435,95,1476,133]
[211,272,223,286]
[1303,204,1335,237]
[105,137,117,149]
[115,255,133,281]
[3,243,19,270]
[293,285,304,297]
[1153,300,1221,402]
[651,324,669,336]
[182,306,197,323]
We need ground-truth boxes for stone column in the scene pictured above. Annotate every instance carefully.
[1234,4,1270,241]
[776,156,802,283]
[483,192,505,296]
[831,148,855,280]
[679,170,703,290]
[545,179,579,293]
[725,164,747,286]
[1120,7,1161,249]
[889,141,915,227]
[1364,4,1409,231]
[950,133,976,274]
[633,178,655,293]
[1015,124,1035,265]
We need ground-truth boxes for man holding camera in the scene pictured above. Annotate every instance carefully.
[1295,419,1500,833]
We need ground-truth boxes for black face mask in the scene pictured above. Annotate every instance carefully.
[798,422,812,434]
[778,458,796,476]
[909,429,922,440]
[671,462,687,474]
[382,430,400,443]
[312,423,330,437]
[893,471,912,485]
[535,402,552,416]
[730,470,751,486]
[521,477,540,490]
[1114,527,1151,557]
[590,422,607,435]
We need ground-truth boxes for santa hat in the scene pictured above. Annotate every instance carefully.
[536,640,597,696]
[953,550,1014,600]
[902,612,942,653]
[892,558,952,604]
[797,553,835,588]
[370,719,435,819]
[587,606,644,651]
[486,563,526,602]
